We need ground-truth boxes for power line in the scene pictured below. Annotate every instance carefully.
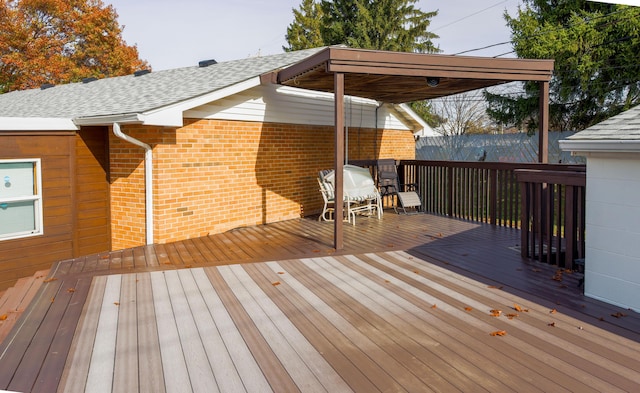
[431,0,511,32]
[448,3,640,57]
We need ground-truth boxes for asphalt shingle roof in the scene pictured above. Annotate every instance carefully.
[567,104,640,140]
[0,48,325,119]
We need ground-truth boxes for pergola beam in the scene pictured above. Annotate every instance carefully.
[272,46,555,250]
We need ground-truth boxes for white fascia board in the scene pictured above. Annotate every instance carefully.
[397,103,427,133]
[140,77,263,127]
[0,117,78,131]
[559,139,640,154]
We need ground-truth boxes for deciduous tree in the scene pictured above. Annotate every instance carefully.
[0,0,148,93]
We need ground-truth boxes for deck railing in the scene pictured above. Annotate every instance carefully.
[350,159,586,269]
[514,169,586,270]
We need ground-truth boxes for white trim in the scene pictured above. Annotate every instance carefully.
[69,78,263,128]
[559,139,640,154]
[0,158,44,241]
[397,103,428,134]
[0,117,78,131]
[140,77,263,127]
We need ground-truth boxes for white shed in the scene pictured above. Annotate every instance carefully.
[560,105,640,312]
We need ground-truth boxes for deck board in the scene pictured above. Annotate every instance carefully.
[2,213,640,392]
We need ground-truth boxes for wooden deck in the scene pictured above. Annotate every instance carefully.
[1,213,639,392]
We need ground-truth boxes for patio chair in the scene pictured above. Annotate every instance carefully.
[376,159,422,214]
[318,166,382,225]
[317,177,335,222]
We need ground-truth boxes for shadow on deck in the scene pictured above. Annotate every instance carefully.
[1,212,639,392]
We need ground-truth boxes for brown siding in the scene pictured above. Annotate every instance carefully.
[0,129,111,290]
[74,127,111,256]
[0,133,75,290]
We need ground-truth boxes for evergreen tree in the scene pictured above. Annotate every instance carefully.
[486,0,640,132]
[284,0,324,51]
[284,0,440,124]
[320,0,438,52]
[285,0,439,53]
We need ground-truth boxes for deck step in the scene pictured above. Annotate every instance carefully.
[0,269,50,343]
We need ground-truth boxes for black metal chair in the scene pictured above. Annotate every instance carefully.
[375,159,422,214]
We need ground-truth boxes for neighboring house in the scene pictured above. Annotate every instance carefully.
[0,47,421,289]
[560,105,640,312]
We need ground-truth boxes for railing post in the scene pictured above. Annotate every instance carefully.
[489,169,498,226]
[447,167,454,217]
[520,181,529,259]
[565,185,576,270]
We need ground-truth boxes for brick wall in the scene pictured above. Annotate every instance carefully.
[109,120,414,250]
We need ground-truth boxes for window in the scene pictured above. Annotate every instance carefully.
[0,159,43,241]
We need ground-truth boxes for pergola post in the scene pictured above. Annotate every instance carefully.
[538,81,550,163]
[334,72,345,250]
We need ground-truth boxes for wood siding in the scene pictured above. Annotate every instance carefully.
[0,133,75,290]
[74,127,111,256]
[0,129,111,290]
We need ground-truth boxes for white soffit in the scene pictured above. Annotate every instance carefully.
[0,117,78,131]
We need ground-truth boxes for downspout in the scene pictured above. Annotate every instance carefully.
[112,122,154,245]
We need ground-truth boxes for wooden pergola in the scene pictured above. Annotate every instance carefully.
[264,46,554,250]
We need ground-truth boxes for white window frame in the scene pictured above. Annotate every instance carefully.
[0,158,44,241]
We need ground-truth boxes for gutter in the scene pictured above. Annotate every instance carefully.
[112,122,154,245]
[559,139,640,154]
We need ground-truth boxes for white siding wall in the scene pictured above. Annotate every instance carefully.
[584,154,640,311]
[184,84,413,131]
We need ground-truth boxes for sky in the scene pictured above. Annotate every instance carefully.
[106,0,524,71]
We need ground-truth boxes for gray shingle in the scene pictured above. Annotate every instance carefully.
[0,48,324,119]
[567,104,640,140]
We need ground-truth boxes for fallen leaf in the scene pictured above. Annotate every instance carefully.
[490,330,507,336]
[464,307,473,312]
[514,304,523,312]
[548,322,556,327]
[272,281,281,286]
[506,313,519,320]
[67,288,76,293]
[431,304,437,309]
[43,277,58,283]
[114,302,120,306]
[51,297,55,303]
[550,309,557,314]
[0,314,7,321]
[413,270,420,274]
[277,271,285,275]
[611,312,627,318]
[488,285,503,290]
[490,309,502,317]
